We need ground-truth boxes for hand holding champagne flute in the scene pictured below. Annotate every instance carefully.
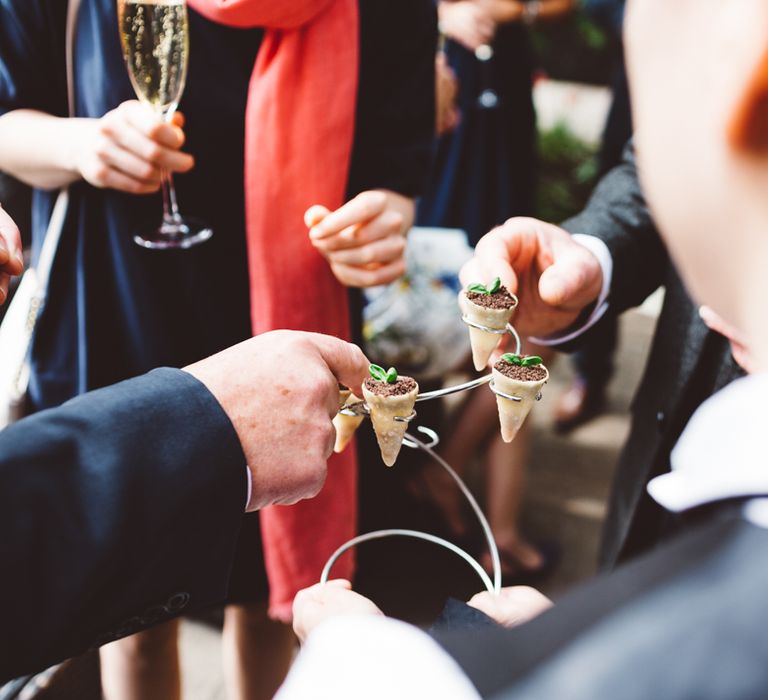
[118,0,212,249]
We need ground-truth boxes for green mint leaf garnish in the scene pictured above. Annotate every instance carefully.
[501,353,523,366]
[467,277,502,295]
[521,356,543,367]
[369,364,387,382]
[385,367,399,384]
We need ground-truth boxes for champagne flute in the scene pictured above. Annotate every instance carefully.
[118,0,212,250]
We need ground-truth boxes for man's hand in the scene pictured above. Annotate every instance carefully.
[307,190,414,288]
[293,580,384,643]
[467,586,553,628]
[74,100,194,194]
[461,217,603,338]
[184,331,369,511]
[0,205,24,305]
[438,1,496,52]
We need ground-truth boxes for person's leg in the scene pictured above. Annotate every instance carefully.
[417,384,501,537]
[100,619,181,700]
[222,602,296,700]
[481,419,544,573]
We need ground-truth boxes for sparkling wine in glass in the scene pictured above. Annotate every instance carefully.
[118,0,212,249]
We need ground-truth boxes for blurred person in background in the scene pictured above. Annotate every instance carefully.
[553,0,628,433]
[413,0,575,582]
[0,0,435,698]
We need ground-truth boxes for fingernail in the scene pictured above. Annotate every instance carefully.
[0,287,6,304]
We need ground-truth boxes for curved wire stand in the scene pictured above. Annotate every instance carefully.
[322,319,528,596]
[321,427,500,594]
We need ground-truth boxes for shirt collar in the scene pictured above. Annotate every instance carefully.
[647,374,768,519]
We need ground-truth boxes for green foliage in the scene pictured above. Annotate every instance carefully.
[536,122,599,224]
[530,7,614,85]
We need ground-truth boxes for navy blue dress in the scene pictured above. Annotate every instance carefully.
[417,24,537,246]
[0,0,260,409]
[0,0,267,602]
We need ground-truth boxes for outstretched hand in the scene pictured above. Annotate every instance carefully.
[0,205,24,305]
[293,580,384,643]
[461,217,603,338]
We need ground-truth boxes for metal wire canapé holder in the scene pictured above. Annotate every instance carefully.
[321,319,536,597]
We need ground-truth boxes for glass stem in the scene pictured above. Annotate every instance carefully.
[161,171,182,225]
[160,107,183,226]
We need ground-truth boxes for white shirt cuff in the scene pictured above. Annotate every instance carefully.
[245,469,252,511]
[276,616,481,699]
[529,234,613,346]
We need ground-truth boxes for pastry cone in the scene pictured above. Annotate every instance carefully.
[333,390,365,453]
[492,365,548,443]
[362,379,418,467]
[462,291,517,371]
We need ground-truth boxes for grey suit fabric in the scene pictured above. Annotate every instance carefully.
[0,368,247,683]
[435,507,768,699]
[560,145,743,567]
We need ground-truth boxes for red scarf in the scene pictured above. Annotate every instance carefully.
[187,0,359,621]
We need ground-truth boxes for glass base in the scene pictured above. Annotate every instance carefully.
[134,218,213,250]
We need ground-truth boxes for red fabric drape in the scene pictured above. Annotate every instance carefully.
[187,0,359,621]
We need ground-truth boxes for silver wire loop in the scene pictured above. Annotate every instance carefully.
[320,429,502,596]
[402,425,440,450]
[394,410,417,424]
[320,530,495,594]
[461,316,508,334]
[488,380,523,403]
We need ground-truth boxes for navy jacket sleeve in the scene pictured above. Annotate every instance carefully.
[0,0,68,118]
[0,368,247,683]
[347,0,437,199]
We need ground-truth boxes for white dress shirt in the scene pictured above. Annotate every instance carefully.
[648,373,768,524]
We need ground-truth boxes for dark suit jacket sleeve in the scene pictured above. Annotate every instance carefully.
[431,513,768,700]
[0,368,247,682]
[560,143,668,332]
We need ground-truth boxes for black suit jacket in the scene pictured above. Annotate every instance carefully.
[434,505,768,699]
[0,368,247,683]
[560,145,743,567]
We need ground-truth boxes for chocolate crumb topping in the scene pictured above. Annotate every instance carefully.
[364,376,418,397]
[466,286,517,310]
[494,359,547,382]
